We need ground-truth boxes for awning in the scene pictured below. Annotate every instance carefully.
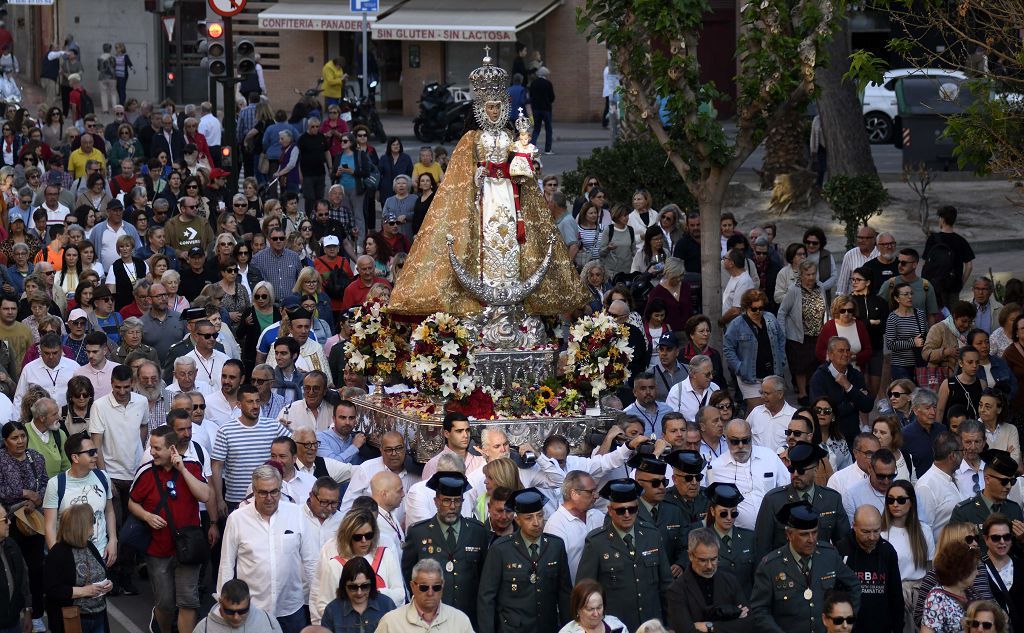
[370,0,561,42]
[257,2,396,31]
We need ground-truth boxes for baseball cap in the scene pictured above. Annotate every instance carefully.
[322,235,340,248]
[7,210,22,224]
[67,308,89,322]
[188,246,205,258]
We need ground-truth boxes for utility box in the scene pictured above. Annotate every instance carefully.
[895,75,975,171]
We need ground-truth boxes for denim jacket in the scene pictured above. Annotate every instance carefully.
[723,312,786,383]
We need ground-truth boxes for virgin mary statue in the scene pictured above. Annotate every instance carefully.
[389,52,588,318]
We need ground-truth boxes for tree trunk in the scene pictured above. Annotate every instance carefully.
[759,108,811,190]
[816,18,877,178]
[697,173,730,347]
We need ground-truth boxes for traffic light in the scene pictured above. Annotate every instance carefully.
[235,39,256,76]
[198,22,226,77]
[221,145,232,168]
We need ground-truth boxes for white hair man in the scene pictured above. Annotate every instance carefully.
[706,419,790,530]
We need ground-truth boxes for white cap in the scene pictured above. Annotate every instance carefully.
[322,235,340,248]
[68,308,89,322]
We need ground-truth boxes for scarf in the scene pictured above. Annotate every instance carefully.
[942,314,967,346]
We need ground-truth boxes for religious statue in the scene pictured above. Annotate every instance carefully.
[508,108,540,180]
[389,50,588,344]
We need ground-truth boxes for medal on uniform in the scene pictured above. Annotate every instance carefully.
[445,561,454,573]
[803,589,812,600]
[530,573,537,584]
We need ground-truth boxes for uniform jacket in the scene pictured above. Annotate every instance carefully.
[950,494,1024,555]
[753,484,850,561]
[716,527,756,595]
[477,532,571,633]
[638,501,688,567]
[577,522,672,632]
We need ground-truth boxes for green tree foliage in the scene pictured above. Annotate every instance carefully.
[822,174,888,249]
[561,139,697,212]
[577,0,841,326]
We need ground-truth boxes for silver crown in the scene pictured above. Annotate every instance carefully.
[469,47,509,103]
[514,108,531,134]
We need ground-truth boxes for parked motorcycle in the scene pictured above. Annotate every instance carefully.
[340,80,386,143]
[413,82,471,143]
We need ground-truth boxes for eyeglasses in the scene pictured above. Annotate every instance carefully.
[787,465,809,475]
[192,404,207,411]
[969,622,994,631]
[887,391,906,398]
[346,582,372,592]
[815,407,833,415]
[223,268,238,274]
[885,495,909,505]
[438,497,464,507]
[270,236,286,242]
[877,241,896,247]
[356,133,367,137]
[837,308,856,315]
[716,403,733,411]
[830,617,857,626]
[221,606,250,616]
[296,440,321,449]
[254,294,269,300]
[897,259,916,266]
[186,184,199,189]
[74,448,99,456]
[988,533,1013,543]
[351,531,375,542]
[989,474,1017,487]
[718,509,739,518]
[72,392,91,399]
[182,204,198,210]
[314,496,339,508]
[851,277,867,283]
[804,240,820,246]
[251,377,272,385]
[381,446,405,455]
[167,479,178,499]
[197,332,217,339]
[639,478,668,488]
[675,473,702,483]
[873,471,896,481]
[255,488,281,498]
[728,437,752,446]
[784,429,808,438]
[748,306,763,313]
[611,505,639,516]
[386,221,398,226]
[416,584,443,593]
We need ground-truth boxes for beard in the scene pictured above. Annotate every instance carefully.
[134,380,167,402]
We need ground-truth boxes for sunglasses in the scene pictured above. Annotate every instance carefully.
[830,617,857,625]
[254,294,269,300]
[270,236,286,242]
[639,478,668,488]
[416,584,443,593]
[74,448,99,457]
[221,606,250,616]
[874,472,896,480]
[233,203,247,207]
[223,268,238,274]
[611,505,639,516]
[837,308,856,315]
[815,407,833,415]
[197,332,217,339]
[784,429,808,438]
[988,533,1013,543]
[677,474,702,483]
[897,260,916,266]
[787,465,809,475]
[885,495,909,505]
[965,535,978,544]
[804,240,820,246]
[346,582,372,592]
[748,306,763,313]
[888,391,906,398]
[728,437,752,446]
[252,377,272,385]
[718,509,739,518]
[716,403,733,410]
[192,404,207,411]
[351,532,375,542]
[990,475,1016,487]
[386,221,398,226]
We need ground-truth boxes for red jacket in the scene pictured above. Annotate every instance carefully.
[815,318,872,368]
[185,131,214,166]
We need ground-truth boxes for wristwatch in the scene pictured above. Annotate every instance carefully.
[706,623,714,633]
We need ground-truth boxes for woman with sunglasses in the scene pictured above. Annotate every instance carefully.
[656,204,684,254]
[724,288,786,410]
[41,108,64,150]
[239,281,278,376]
[107,124,143,176]
[914,522,993,630]
[74,173,113,214]
[572,174,601,218]
[963,601,1009,633]
[310,509,405,625]
[822,592,857,633]
[321,105,348,166]
[872,415,914,482]
[703,482,754,592]
[810,395,850,471]
[216,258,250,329]
[882,480,934,633]
[981,515,1023,630]
[233,242,263,299]
[321,556,396,633]
[816,294,872,371]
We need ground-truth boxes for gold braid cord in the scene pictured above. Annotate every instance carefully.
[390,131,588,317]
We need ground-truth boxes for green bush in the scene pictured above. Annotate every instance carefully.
[822,174,888,249]
[561,139,696,212]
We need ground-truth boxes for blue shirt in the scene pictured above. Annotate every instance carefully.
[96,312,124,345]
[623,401,674,437]
[317,427,361,464]
[321,594,396,633]
[902,419,947,477]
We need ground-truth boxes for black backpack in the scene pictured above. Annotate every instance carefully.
[76,88,95,116]
[317,257,351,296]
[922,234,958,292]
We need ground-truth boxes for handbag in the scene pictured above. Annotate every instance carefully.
[156,469,209,566]
[257,153,270,175]
[61,606,82,633]
[358,151,380,190]
[911,311,950,389]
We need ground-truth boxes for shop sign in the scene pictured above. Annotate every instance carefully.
[258,15,365,30]
[372,27,515,41]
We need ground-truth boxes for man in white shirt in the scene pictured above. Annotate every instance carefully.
[168,356,213,396]
[197,102,222,158]
[205,359,243,429]
[371,470,405,551]
[721,249,756,325]
[291,426,353,487]
[747,375,796,450]
[422,413,486,481]
[826,432,879,498]
[665,355,720,423]
[277,371,333,431]
[544,470,604,582]
[302,477,342,550]
[183,320,229,394]
[14,333,79,410]
[707,418,790,530]
[916,431,963,539]
[72,331,120,400]
[624,372,674,436]
[696,405,729,467]
[340,431,421,525]
[842,448,897,519]
[955,420,986,499]
[462,428,565,520]
[269,437,315,503]
[39,184,71,227]
[836,226,878,296]
[218,465,319,633]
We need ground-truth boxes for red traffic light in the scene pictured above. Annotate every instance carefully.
[207,22,224,38]
[221,146,231,157]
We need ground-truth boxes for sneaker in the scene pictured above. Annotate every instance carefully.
[120,576,139,596]
[544,151,554,155]
[32,618,45,632]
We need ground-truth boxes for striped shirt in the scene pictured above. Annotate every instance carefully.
[211,416,291,503]
[884,309,927,367]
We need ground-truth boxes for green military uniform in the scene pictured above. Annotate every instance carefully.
[402,515,489,627]
[665,486,710,525]
[716,526,756,595]
[664,449,711,551]
[577,520,672,632]
[477,531,572,633]
[638,501,687,566]
[754,484,850,560]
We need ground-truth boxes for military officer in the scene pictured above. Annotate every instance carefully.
[631,453,689,574]
[664,449,711,528]
[477,487,572,633]
[950,448,1024,554]
[402,471,489,628]
[753,442,850,560]
[750,501,861,633]
[705,482,756,595]
[577,478,673,633]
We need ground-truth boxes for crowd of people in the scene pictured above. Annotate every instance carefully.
[0,57,1023,633]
